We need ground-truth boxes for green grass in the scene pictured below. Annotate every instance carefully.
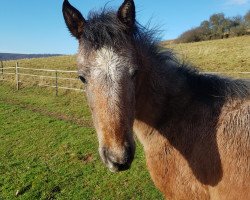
[0,84,92,125]
[0,84,163,200]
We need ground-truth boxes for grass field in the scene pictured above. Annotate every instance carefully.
[166,35,250,74]
[0,36,249,199]
[0,85,163,199]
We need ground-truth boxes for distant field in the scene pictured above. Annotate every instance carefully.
[0,36,249,199]
[166,35,250,74]
[2,35,250,73]
[2,55,76,70]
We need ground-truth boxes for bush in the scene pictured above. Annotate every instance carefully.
[176,27,203,43]
[230,25,247,37]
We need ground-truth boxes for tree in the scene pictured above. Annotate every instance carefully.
[200,20,212,40]
[231,15,244,27]
[209,13,226,38]
[229,15,247,36]
[244,10,250,28]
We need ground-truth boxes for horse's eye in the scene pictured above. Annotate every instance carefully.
[132,69,139,79]
[79,75,87,84]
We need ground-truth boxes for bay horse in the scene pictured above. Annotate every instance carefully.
[62,0,250,199]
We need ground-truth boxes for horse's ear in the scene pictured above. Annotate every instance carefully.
[117,0,136,30]
[62,0,86,39]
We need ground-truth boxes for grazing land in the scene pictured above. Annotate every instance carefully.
[0,86,162,199]
[0,36,249,199]
[166,35,250,75]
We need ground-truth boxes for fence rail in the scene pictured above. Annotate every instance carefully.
[17,66,78,73]
[18,73,78,81]
[203,71,250,74]
[0,62,84,95]
[0,62,249,96]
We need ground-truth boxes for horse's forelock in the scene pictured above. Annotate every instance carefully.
[82,10,130,49]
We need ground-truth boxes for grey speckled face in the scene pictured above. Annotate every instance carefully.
[77,45,137,172]
[63,0,137,172]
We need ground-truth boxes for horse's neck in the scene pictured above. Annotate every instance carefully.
[135,59,190,126]
[134,59,185,142]
[133,57,224,147]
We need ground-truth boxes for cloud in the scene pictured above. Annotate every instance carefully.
[227,0,249,5]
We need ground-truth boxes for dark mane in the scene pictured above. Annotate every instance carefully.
[83,10,130,49]
[83,8,175,70]
[83,9,249,101]
[176,64,249,101]
[83,9,173,59]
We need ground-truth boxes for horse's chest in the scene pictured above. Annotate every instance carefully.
[144,140,209,199]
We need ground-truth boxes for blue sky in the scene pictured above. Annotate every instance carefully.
[0,0,249,54]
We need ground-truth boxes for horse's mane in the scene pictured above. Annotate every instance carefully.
[83,9,249,101]
[176,65,249,101]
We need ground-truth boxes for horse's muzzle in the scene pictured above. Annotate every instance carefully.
[99,145,135,172]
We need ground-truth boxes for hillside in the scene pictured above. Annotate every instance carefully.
[1,36,249,93]
[0,53,63,61]
[2,55,76,70]
[166,35,250,74]
[2,35,249,75]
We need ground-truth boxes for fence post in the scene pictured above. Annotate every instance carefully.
[55,70,58,96]
[15,62,19,90]
[0,61,3,80]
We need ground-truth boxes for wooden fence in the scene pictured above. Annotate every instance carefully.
[0,62,84,95]
[0,62,249,96]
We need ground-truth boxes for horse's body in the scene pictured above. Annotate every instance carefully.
[133,60,250,199]
[63,0,250,199]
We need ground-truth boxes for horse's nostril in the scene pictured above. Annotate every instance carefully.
[112,162,131,171]
[100,146,135,172]
[106,157,131,172]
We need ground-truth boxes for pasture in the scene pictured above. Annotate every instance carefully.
[166,35,250,74]
[0,86,162,199]
[0,36,249,199]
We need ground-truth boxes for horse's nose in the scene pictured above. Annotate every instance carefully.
[99,146,135,172]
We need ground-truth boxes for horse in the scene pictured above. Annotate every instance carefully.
[62,0,250,199]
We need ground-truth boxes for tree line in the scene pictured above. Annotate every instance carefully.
[0,53,63,61]
[177,10,250,43]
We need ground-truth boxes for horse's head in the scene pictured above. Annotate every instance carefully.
[63,0,138,172]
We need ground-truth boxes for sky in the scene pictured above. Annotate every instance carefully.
[0,0,249,54]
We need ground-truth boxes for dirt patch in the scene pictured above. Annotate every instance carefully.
[75,152,94,164]
[82,153,94,164]
[0,98,93,128]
